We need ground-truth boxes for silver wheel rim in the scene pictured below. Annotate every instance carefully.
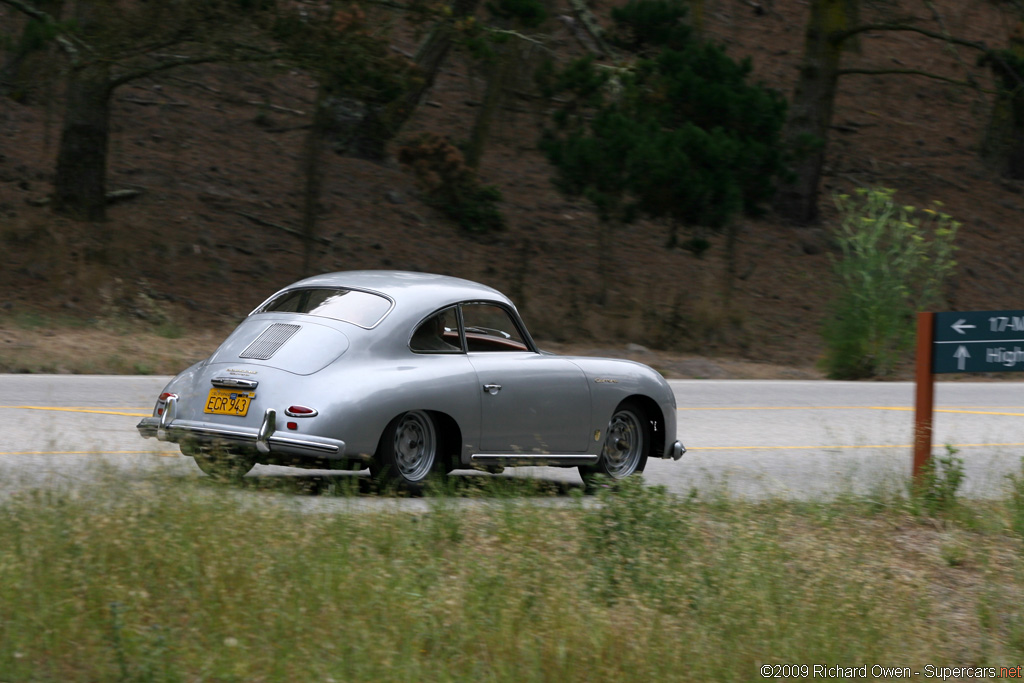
[393,411,436,481]
[602,409,643,478]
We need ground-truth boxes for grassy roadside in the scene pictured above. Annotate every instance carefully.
[0,319,227,375]
[2,471,1024,681]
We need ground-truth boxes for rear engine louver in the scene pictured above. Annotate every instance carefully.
[239,323,301,360]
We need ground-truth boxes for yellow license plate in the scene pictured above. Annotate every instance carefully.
[204,388,255,417]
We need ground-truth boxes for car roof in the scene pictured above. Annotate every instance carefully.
[275,270,514,322]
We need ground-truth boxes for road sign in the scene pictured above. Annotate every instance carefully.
[932,310,1024,374]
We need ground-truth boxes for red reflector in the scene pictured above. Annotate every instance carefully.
[287,422,298,430]
[157,408,164,416]
[287,405,315,415]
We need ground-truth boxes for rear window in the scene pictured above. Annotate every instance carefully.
[258,288,393,329]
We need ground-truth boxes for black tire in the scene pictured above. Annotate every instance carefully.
[371,410,443,492]
[580,401,650,485]
[191,449,256,481]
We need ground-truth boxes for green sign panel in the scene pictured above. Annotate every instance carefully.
[933,310,1024,373]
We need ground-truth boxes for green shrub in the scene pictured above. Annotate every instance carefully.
[1006,457,1024,537]
[910,445,966,517]
[822,187,959,378]
[398,134,505,233]
[582,476,691,609]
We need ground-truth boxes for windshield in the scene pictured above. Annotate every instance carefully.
[257,288,393,329]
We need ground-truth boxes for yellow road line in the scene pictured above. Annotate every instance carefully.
[689,442,1024,452]
[0,406,149,417]
[0,450,180,457]
[679,406,1024,417]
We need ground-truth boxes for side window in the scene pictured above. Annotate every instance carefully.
[461,303,528,352]
[410,307,462,353]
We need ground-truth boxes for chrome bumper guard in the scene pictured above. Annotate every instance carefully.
[137,405,346,458]
[668,440,686,460]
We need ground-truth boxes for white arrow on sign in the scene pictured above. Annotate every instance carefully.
[954,345,970,370]
[951,318,976,335]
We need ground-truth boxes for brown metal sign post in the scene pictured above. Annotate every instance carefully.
[913,312,935,479]
[915,308,1024,477]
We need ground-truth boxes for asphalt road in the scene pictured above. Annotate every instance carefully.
[1,374,1022,500]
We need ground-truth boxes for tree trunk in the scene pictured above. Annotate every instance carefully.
[349,0,481,159]
[594,219,612,306]
[773,0,856,224]
[53,61,111,221]
[982,23,1024,179]
[300,86,331,276]
[465,50,508,169]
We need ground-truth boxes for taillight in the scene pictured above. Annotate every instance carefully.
[285,405,318,418]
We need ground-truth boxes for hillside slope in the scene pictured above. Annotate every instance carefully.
[0,0,1021,377]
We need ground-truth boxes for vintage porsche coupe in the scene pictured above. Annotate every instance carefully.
[137,271,685,489]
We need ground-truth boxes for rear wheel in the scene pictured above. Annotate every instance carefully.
[371,410,443,492]
[580,401,649,485]
[191,449,256,481]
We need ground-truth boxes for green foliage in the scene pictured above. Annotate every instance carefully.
[399,134,505,233]
[541,109,641,223]
[487,0,548,28]
[910,446,966,518]
[980,49,1024,101]
[6,472,1024,679]
[273,5,416,106]
[822,188,959,379]
[1006,458,1024,538]
[610,0,691,53]
[540,5,787,242]
[582,476,690,607]
[17,18,60,53]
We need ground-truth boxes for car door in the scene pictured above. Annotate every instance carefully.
[461,302,592,454]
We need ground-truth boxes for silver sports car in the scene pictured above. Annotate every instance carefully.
[137,271,685,489]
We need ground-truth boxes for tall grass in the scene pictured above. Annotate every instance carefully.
[822,187,959,379]
[1,473,1023,681]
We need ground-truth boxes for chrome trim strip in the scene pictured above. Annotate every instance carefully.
[211,377,259,390]
[470,453,599,465]
[267,435,341,454]
[179,425,258,441]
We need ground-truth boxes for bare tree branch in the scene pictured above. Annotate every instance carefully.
[837,67,994,93]
[483,28,555,54]
[830,19,1024,91]
[829,22,988,52]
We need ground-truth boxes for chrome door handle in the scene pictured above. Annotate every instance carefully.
[483,383,502,395]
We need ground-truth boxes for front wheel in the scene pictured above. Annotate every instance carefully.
[371,410,443,492]
[580,401,649,485]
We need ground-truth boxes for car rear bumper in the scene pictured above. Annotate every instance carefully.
[137,399,350,460]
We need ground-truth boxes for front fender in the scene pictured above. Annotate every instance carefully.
[568,357,679,458]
